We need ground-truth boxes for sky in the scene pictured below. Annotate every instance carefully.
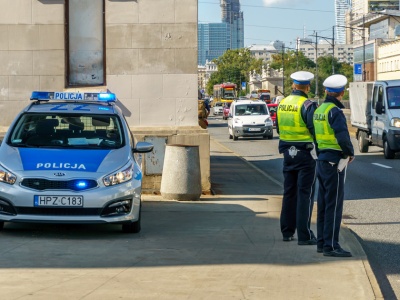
[198,0,336,47]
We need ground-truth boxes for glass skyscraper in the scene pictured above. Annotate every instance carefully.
[335,0,352,44]
[198,23,231,66]
[198,0,244,65]
[221,0,244,50]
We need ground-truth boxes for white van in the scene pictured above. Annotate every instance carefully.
[349,80,400,158]
[227,99,273,140]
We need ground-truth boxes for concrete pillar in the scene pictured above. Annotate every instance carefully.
[160,144,201,201]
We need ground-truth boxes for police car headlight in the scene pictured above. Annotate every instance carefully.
[103,163,133,187]
[264,117,273,126]
[390,117,400,128]
[0,164,17,185]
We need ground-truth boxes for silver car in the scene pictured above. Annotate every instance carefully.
[0,91,153,233]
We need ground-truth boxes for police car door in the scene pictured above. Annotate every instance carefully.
[371,84,386,147]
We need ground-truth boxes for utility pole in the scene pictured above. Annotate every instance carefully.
[332,26,335,75]
[363,14,366,82]
[315,32,318,99]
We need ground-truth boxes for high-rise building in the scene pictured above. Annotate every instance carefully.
[335,0,352,44]
[220,0,244,49]
[198,23,231,66]
[198,1,244,65]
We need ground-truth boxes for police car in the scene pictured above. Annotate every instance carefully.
[0,91,153,233]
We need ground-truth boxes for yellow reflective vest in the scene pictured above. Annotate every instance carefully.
[277,95,314,142]
[313,103,342,151]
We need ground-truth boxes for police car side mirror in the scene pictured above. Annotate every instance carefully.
[133,141,154,153]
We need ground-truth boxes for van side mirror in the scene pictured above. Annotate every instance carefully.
[375,101,384,114]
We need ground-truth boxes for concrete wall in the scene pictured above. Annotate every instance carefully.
[0,0,210,194]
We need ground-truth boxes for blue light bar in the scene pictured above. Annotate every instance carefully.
[30,91,117,102]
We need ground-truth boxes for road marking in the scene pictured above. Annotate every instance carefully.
[211,138,283,188]
[371,163,392,169]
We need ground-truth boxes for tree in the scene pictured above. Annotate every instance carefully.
[270,50,316,97]
[206,48,263,96]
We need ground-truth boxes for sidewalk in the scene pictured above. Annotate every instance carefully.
[147,140,383,299]
[131,138,380,299]
[0,133,382,300]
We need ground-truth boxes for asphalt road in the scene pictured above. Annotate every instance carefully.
[207,115,400,300]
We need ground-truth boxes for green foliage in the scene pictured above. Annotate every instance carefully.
[206,48,263,95]
[206,48,355,100]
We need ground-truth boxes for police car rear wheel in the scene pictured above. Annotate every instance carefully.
[0,222,4,231]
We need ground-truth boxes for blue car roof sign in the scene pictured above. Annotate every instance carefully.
[30,91,117,103]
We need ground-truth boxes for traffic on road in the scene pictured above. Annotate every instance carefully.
[207,114,400,299]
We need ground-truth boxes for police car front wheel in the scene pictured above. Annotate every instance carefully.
[122,209,141,233]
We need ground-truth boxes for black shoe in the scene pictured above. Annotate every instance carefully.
[323,248,352,257]
[283,236,294,242]
[317,247,323,253]
[298,238,317,245]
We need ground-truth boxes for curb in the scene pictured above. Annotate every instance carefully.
[212,137,383,299]
[341,225,384,299]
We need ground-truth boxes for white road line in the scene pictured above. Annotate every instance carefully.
[371,163,392,169]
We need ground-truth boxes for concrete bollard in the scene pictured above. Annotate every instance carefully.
[160,144,202,201]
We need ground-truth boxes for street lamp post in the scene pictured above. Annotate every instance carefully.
[280,45,298,97]
[336,21,366,81]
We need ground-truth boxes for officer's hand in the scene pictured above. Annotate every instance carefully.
[349,156,355,163]
[310,147,318,160]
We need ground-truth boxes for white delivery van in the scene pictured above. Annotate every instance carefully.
[227,99,273,141]
[349,80,400,158]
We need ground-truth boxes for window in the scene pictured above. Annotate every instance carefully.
[66,0,105,87]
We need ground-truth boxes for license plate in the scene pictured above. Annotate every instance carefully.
[34,195,84,207]
[248,128,261,132]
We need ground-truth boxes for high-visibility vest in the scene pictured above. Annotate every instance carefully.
[313,103,342,151]
[277,95,314,142]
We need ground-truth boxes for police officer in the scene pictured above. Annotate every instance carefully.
[313,74,355,257]
[277,71,318,245]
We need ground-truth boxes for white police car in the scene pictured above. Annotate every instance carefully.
[0,91,153,233]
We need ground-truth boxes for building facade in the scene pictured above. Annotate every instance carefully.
[335,0,352,44]
[221,0,244,50]
[198,23,231,65]
[0,0,210,194]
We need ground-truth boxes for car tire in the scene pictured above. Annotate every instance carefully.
[384,138,395,159]
[358,131,369,153]
[233,135,238,141]
[267,134,273,140]
[122,206,141,233]
[0,222,3,231]
[262,135,267,139]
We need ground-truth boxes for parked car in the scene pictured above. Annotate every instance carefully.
[212,102,224,116]
[0,91,154,233]
[227,99,273,140]
[222,102,232,120]
[267,103,278,127]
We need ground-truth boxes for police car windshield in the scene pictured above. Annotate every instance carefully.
[8,113,124,149]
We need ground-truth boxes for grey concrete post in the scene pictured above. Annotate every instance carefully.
[160,144,201,200]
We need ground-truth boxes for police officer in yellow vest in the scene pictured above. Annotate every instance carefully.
[277,71,318,245]
[313,74,355,257]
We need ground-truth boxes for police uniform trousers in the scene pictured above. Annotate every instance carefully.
[316,160,346,251]
[280,147,316,241]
